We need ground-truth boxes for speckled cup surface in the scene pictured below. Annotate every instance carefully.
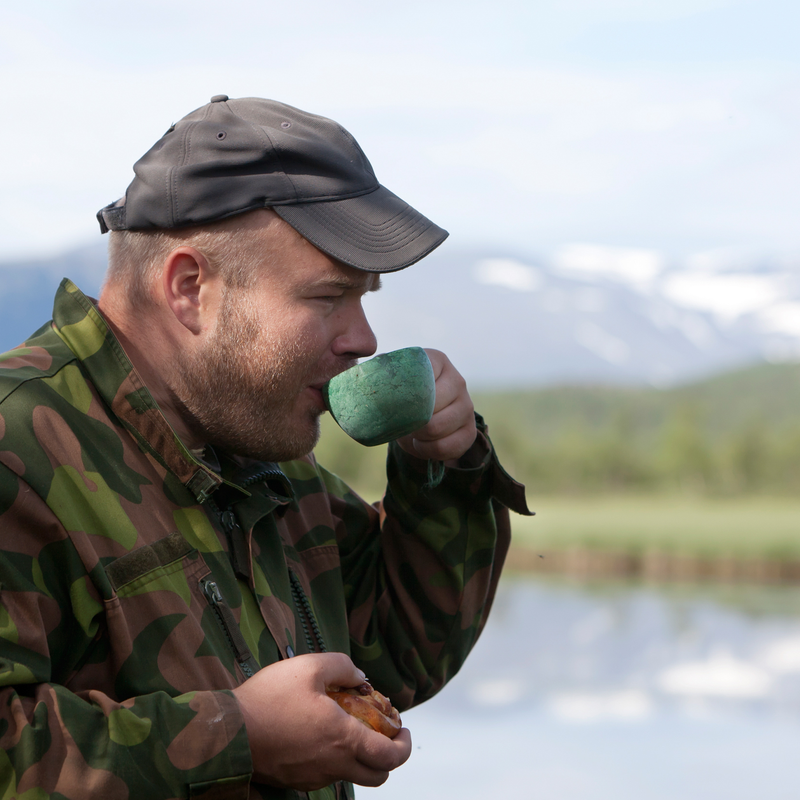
[323,347,436,446]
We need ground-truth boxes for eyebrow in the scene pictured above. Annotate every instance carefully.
[310,274,382,293]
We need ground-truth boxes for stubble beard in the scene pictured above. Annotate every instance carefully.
[171,292,324,463]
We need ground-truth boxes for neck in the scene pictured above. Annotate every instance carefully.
[97,294,206,453]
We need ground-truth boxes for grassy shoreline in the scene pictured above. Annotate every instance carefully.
[511,495,800,559]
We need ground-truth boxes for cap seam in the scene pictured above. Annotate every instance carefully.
[271,183,381,207]
[170,119,199,227]
[276,207,445,267]
[226,102,299,202]
[260,126,299,202]
[282,203,427,248]
[165,168,175,228]
[310,203,419,236]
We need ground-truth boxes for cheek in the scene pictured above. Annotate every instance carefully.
[289,314,336,355]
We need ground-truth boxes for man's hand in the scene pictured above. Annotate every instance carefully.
[397,349,477,464]
[232,653,412,791]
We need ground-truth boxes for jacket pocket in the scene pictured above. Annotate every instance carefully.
[66,532,244,698]
[106,531,196,593]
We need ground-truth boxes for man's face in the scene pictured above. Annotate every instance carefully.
[172,214,380,462]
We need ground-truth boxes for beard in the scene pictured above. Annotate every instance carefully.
[170,290,330,463]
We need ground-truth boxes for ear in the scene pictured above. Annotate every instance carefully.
[160,247,221,335]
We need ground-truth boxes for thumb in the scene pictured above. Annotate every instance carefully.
[315,652,367,691]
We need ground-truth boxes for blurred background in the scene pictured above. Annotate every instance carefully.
[3,1,800,797]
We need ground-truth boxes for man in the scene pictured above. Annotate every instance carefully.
[0,95,530,799]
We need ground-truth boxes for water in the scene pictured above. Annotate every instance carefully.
[359,576,800,799]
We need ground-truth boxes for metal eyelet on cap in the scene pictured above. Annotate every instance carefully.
[281,121,292,129]
[216,131,227,140]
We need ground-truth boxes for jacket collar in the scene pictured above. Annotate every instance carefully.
[52,278,234,503]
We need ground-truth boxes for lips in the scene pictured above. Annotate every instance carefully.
[309,362,357,394]
[306,360,358,411]
[305,385,326,410]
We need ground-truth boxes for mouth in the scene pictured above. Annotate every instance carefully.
[308,361,357,410]
[306,384,327,410]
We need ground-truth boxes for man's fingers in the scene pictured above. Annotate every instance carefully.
[397,349,476,461]
[355,726,412,778]
[412,394,474,444]
[314,651,367,690]
[404,393,477,461]
[407,424,476,462]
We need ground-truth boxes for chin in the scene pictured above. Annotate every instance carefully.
[264,416,322,463]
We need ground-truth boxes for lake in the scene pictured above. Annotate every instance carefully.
[359,575,800,799]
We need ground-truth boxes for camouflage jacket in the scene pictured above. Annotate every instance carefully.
[0,280,529,800]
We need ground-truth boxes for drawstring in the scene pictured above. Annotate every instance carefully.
[424,459,445,490]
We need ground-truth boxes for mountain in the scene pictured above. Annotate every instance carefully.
[363,243,800,388]
[1,239,799,388]
[0,241,107,348]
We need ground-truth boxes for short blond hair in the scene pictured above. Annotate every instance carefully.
[104,211,273,307]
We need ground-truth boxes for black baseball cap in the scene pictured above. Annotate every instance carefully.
[96,95,448,272]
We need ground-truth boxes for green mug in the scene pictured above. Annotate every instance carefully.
[323,347,436,446]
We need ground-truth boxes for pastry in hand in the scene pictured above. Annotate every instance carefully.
[326,681,403,738]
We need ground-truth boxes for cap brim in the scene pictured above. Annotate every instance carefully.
[273,185,448,272]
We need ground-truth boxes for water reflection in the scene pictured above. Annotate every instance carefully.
[360,576,800,800]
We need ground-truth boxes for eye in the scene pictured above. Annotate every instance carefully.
[311,291,344,302]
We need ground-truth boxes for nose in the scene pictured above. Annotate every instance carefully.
[331,301,378,359]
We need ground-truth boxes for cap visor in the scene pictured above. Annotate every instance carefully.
[273,186,448,272]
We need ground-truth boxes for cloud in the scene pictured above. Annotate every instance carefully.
[660,272,787,320]
[468,678,528,707]
[3,1,800,261]
[473,259,542,292]
[554,244,664,287]
[656,652,772,698]
[756,302,800,338]
[574,321,631,364]
[536,0,736,22]
[758,637,800,674]
[547,690,653,723]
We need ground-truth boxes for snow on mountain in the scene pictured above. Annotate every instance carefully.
[364,243,800,387]
[1,239,798,388]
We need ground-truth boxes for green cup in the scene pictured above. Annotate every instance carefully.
[322,347,436,446]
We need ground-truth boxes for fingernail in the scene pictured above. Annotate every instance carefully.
[357,669,367,680]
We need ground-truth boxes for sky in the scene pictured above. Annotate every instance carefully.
[3,0,800,266]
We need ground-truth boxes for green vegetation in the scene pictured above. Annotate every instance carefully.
[314,415,390,500]
[473,361,800,497]
[313,361,800,562]
[316,361,800,500]
[510,495,800,559]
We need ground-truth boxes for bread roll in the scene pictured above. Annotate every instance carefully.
[327,682,402,738]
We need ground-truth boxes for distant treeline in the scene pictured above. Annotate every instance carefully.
[314,361,800,498]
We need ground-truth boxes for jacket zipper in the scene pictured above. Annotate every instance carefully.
[201,577,258,679]
[205,465,320,665]
[207,497,251,581]
[289,569,327,654]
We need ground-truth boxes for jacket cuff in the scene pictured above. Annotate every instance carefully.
[389,412,532,516]
[182,689,253,798]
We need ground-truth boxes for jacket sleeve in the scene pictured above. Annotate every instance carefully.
[330,414,531,711]
[0,463,253,800]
